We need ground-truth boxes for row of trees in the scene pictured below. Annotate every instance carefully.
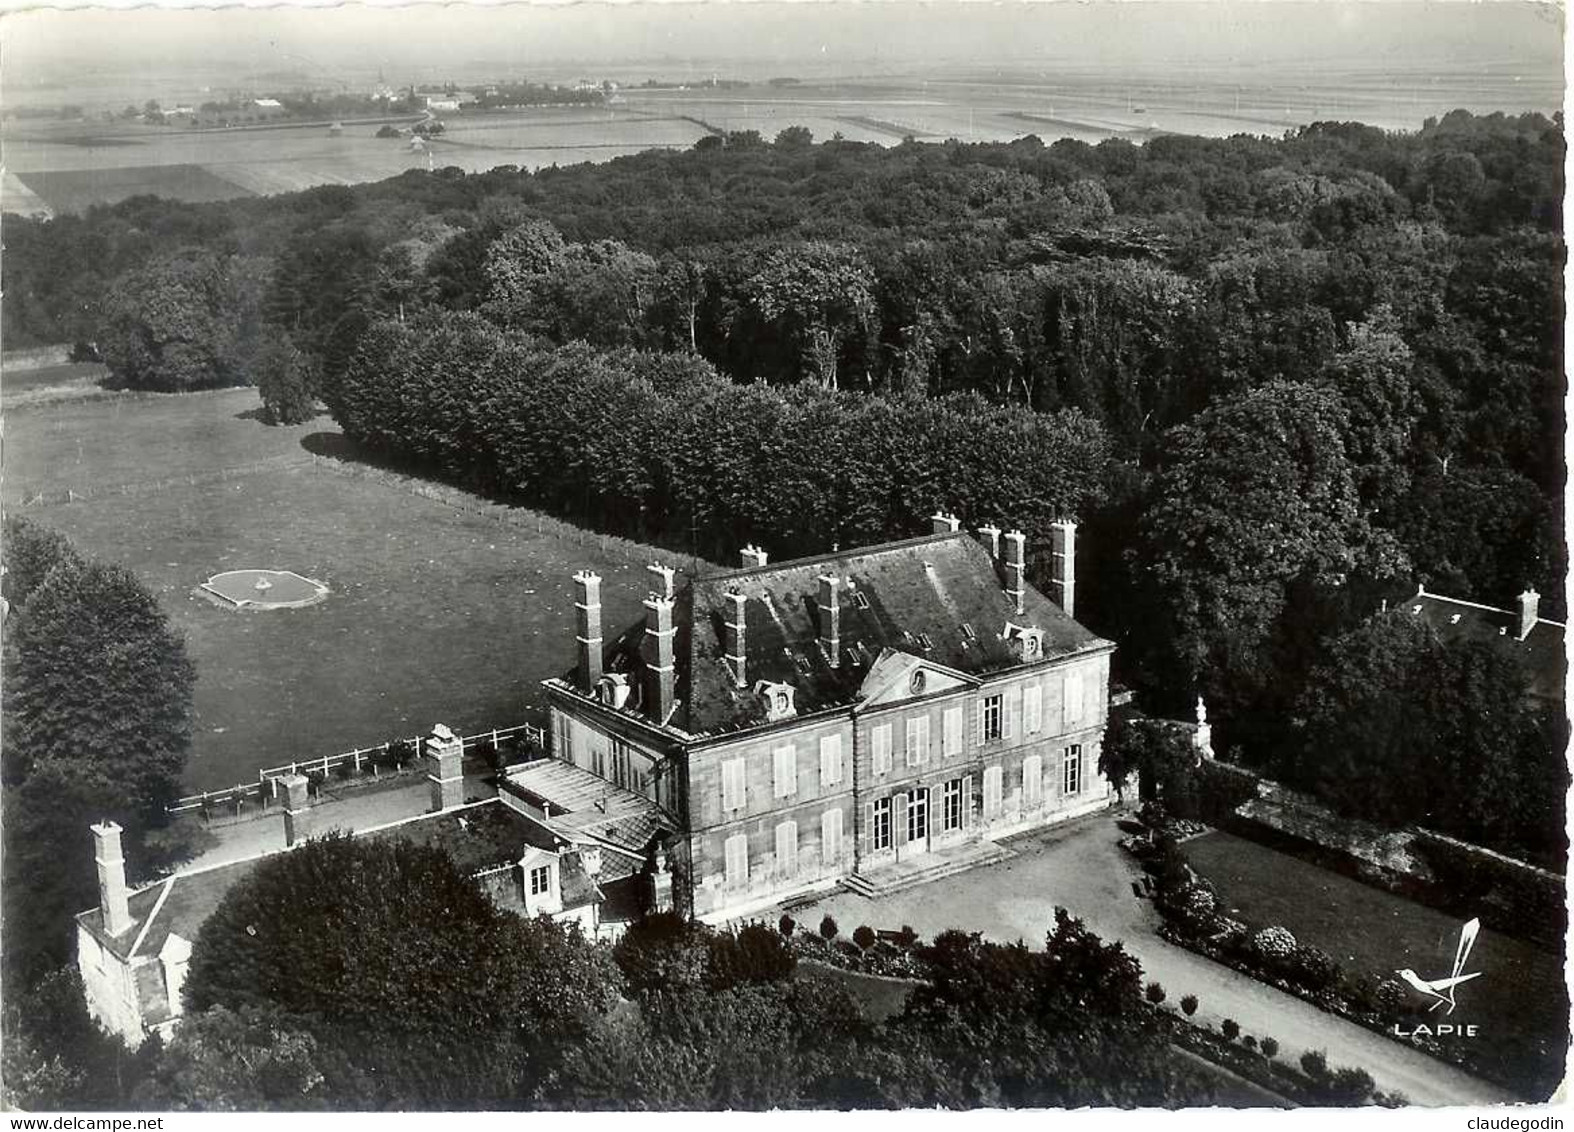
[327,312,1111,563]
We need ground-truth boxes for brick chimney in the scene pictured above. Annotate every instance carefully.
[976,523,1001,560]
[641,593,677,724]
[425,723,464,812]
[91,821,132,937]
[740,544,768,569]
[931,511,960,534]
[281,775,312,848]
[1002,530,1027,615]
[647,562,675,600]
[723,589,748,688]
[818,574,841,666]
[573,571,603,693]
[1518,587,1540,641]
[1049,520,1076,619]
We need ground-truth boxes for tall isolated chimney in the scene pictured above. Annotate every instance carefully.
[573,571,603,693]
[1002,530,1027,615]
[641,593,677,724]
[425,723,464,812]
[1518,587,1540,641]
[1049,520,1076,619]
[92,821,132,937]
[723,589,748,688]
[281,775,312,848]
[740,544,769,569]
[818,574,841,667]
[976,523,1002,561]
[931,511,961,535]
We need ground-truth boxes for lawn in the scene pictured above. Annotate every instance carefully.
[8,391,689,793]
[4,387,318,501]
[14,164,253,212]
[1184,830,1567,1098]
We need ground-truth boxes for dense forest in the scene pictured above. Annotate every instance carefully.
[3,109,1564,858]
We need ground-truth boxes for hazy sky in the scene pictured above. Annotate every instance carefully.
[3,1,1564,88]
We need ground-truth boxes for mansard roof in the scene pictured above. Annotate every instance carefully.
[593,531,1109,737]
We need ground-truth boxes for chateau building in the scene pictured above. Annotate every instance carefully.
[1402,584,1566,705]
[543,515,1116,921]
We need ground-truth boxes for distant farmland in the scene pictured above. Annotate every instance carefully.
[14,163,253,213]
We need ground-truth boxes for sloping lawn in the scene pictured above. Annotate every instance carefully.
[1185,830,1567,1098]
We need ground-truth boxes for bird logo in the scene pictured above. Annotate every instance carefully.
[1395,918,1482,1015]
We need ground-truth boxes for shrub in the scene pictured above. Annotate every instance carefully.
[1290,944,1341,990]
[1323,1066,1377,1105]
[1145,981,1166,1004]
[778,914,795,938]
[819,914,838,941]
[1241,1035,1257,1051]
[852,925,877,950]
[1260,1037,1279,1059]
[1300,1049,1329,1078]
[1374,976,1407,1016]
[333,758,354,781]
[896,924,919,949]
[707,921,796,988]
[305,770,326,797]
[389,739,417,768]
[1180,994,1198,1016]
[1221,1018,1240,1041]
[1250,925,1297,963]
[1179,884,1217,920]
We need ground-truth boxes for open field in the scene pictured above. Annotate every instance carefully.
[1184,830,1567,1097]
[4,62,1560,215]
[7,388,683,792]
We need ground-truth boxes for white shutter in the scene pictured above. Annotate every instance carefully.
[905,717,923,766]
[944,706,962,757]
[822,808,842,865]
[1003,690,1015,740]
[917,716,930,764]
[963,774,975,829]
[721,758,745,811]
[983,766,1003,817]
[1024,684,1042,735]
[1023,754,1043,808]
[1064,671,1085,728]
[773,744,796,798]
[977,697,985,744]
[776,821,798,878]
[864,802,875,854]
[819,734,842,787]
[725,833,748,887]
[872,723,892,775]
[894,792,909,847]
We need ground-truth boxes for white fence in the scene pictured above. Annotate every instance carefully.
[168,721,547,817]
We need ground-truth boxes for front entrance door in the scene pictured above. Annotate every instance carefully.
[905,787,930,855]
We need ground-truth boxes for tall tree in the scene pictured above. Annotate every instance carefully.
[745,242,875,389]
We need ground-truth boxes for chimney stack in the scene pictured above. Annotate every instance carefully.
[931,511,960,535]
[641,593,677,724]
[976,523,1002,560]
[1049,520,1076,619]
[425,723,464,812]
[281,775,312,848]
[1002,530,1027,615]
[818,574,841,666]
[647,562,676,601]
[723,589,748,688]
[573,571,603,694]
[91,821,132,937]
[740,544,768,569]
[1518,587,1540,641]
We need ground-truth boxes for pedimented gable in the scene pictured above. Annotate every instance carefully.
[857,647,976,707]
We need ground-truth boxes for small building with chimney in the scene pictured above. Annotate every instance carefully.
[543,517,1116,921]
[74,726,644,1048]
[1400,584,1566,706]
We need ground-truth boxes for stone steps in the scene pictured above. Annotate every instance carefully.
[841,841,1015,899]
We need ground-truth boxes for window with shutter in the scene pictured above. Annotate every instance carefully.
[1064,671,1085,728]
[1023,754,1043,808]
[872,797,893,851]
[963,774,975,827]
[1024,684,1042,735]
[983,766,1003,817]
[724,834,748,887]
[776,821,798,878]
[1002,691,1015,740]
[773,744,797,798]
[1063,744,1083,795]
[721,758,746,811]
[822,808,842,864]
[943,706,963,757]
[872,723,892,775]
[942,778,963,831]
[894,792,909,847]
[982,694,1003,742]
[819,734,842,787]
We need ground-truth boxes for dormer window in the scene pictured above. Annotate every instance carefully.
[755,680,798,721]
[1003,621,1045,662]
[529,864,551,896]
[596,673,631,709]
[852,592,871,611]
